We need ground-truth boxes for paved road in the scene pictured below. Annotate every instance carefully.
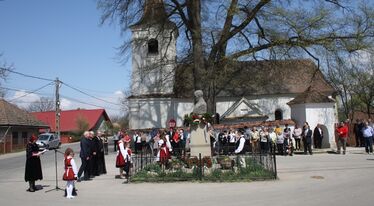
[0,146,373,206]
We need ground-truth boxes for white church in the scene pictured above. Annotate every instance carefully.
[127,0,338,148]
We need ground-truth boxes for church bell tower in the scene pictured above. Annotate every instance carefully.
[130,0,178,96]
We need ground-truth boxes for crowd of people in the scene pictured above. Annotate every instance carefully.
[77,131,107,182]
[23,118,374,198]
[112,121,325,161]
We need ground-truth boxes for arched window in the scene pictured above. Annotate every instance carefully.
[275,109,283,120]
[148,39,158,54]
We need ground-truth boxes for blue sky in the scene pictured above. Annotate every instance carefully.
[0,0,131,116]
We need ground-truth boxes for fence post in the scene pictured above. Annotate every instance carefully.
[273,146,277,179]
[140,151,143,170]
[199,153,202,181]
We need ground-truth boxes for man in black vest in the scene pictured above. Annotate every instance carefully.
[313,124,323,149]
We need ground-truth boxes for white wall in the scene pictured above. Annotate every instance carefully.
[128,98,174,129]
[174,100,194,126]
[305,103,337,148]
[290,104,306,126]
[131,26,178,96]
[291,102,337,149]
[216,95,295,120]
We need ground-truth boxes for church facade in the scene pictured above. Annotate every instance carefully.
[128,0,338,149]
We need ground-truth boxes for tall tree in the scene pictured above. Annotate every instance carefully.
[98,0,374,113]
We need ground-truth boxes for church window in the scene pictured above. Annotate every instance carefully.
[148,39,158,54]
[275,109,283,120]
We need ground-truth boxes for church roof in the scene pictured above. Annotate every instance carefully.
[174,59,335,98]
[130,0,176,29]
[287,86,335,105]
[0,99,48,128]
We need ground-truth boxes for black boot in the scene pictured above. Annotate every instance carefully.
[72,187,78,196]
[27,181,35,192]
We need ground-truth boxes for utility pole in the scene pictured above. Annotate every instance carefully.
[55,78,61,139]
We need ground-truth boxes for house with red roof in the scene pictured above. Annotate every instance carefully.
[32,108,111,143]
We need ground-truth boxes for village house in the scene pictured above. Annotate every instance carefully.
[0,99,48,153]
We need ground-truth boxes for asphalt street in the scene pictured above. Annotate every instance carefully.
[0,144,373,206]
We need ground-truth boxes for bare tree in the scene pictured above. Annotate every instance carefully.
[350,50,374,118]
[98,0,374,113]
[26,97,55,112]
[0,54,13,98]
[75,115,90,136]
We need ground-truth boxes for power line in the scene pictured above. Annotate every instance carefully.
[61,82,122,106]
[60,94,120,111]
[0,68,55,82]
[0,86,54,96]
[7,82,54,102]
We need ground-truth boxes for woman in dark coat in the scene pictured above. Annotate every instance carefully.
[24,134,43,192]
[96,132,107,175]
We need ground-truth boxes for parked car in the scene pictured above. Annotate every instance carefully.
[36,133,61,150]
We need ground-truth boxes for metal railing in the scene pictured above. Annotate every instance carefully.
[128,144,277,182]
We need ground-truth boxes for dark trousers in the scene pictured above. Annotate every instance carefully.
[316,137,322,149]
[364,137,373,153]
[360,136,365,147]
[260,142,269,154]
[78,157,90,179]
[277,143,284,155]
[355,133,361,147]
[337,137,347,153]
[304,142,313,155]
[113,140,118,152]
[135,143,142,154]
[104,143,108,155]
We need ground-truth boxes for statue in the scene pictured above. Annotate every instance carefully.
[192,90,207,114]
[190,90,211,157]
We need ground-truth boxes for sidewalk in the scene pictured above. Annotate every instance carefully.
[293,146,367,155]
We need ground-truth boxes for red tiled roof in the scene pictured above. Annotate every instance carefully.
[32,109,111,133]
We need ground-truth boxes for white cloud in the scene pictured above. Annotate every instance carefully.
[60,98,73,110]
[9,91,40,109]
[114,90,124,96]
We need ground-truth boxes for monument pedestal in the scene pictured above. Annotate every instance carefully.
[189,123,211,157]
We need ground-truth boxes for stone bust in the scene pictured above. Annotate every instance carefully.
[192,90,207,114]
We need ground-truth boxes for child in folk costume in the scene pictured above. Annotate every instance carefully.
[63,148,78,199]
[157,134,171,168]
[115,134,131,179]
[116,135,132,182]
[122,142,132,183]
